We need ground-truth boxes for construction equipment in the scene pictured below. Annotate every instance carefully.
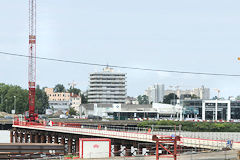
[25,0,38,121]
[152,135,180,160]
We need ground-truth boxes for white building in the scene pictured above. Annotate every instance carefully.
[88,67,127,104]
[165,85,210,100]
[70,93,81,111]
[145,84,165,103]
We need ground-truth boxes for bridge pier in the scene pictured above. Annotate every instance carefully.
[10,130,13,143]
[54,135,58,144]
[41,134,46,143]
[35,133,39,143]
[24,132,28,143]
[113,144,121,156]
[19,132,23,143]
[47,134,52,143]
[75,138,79,155]
[125,145,132,156]
[30,133,34,143]
[147,145,155,155]
[14,130,18,143]
[68,138,73,154]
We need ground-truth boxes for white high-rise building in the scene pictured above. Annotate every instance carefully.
[88,67,127,104]
[145,84,165,103]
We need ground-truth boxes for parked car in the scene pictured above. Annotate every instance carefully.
[87,115,102,120]
[4,115,13,119]
[59,114,68,119]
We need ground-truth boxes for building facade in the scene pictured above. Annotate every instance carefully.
[145,84,165,103]
[70,93,81,111]
[165,85,210,100]
[44,88,81,111]
[88,67,127,104]
[182,99,240,121]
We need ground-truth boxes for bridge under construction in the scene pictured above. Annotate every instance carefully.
[11,120,240,158]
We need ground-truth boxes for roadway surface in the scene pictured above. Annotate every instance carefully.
[82,150,238,160]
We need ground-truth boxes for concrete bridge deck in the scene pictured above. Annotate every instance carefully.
[12,122,240,150]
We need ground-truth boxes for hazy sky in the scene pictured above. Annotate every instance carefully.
[1,0,240,98]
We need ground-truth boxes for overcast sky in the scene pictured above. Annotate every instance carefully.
[1,0,240,98]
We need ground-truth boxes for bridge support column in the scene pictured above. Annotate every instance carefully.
[54,135,58,144]
[138,145,143,155]
[14,131,18,143]
[35,134,39,143]
[75,138,79,155]
[114,144,121,156]
[61,137,65,145]
[19,132,23,143]
[125,145,132,156]
[24,133,28,143]
[147,146,154,155]
[30,133,34,143]
[48,135,52,143]
[41,134,46,143]
[68,138,72,154]
[10,130,13,143]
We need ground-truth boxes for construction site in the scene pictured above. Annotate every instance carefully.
[1,0,240,160]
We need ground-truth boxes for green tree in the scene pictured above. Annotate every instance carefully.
[0,83,49,114]
[35,85,49,114]
[163,93,178,104]
[68,87,81,95]
[0,83,28,114]
[137,95,149,104]
[81,94,88,104]
[69,107,76,115]
[54,84,66,92]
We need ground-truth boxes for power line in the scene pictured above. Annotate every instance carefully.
[0,51,240,77]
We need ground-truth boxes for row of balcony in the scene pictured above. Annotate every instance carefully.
[89,88,126,91]
[90,75,126,79]
[88,91,126,95]
[88,99,125,103]
[89,80,126,83]
[88,95,126,99]
[89,84,126,87]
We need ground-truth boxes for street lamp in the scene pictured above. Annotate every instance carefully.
[14,96,16,114]
[5,99,8,113]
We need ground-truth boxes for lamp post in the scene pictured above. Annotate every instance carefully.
[14,96,16,114]
[5,99,8,113]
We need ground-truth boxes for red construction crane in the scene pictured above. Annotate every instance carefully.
[25,0,38,121]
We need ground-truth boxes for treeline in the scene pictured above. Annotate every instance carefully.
[0,83,48,114]
[138,120,240,132]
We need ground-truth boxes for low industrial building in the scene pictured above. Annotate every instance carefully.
[79,103,182,120]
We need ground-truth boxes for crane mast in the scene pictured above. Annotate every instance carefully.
[27,0,37,121]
